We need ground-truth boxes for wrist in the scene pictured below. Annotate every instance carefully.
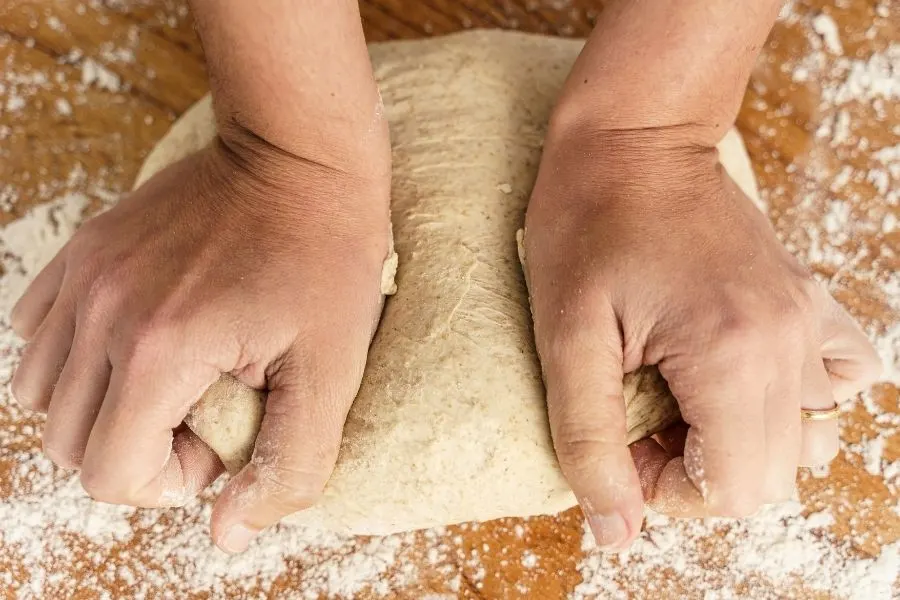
[538,114,721,202]
[216,113,391,184]
[547,90,727,153]
[528,124,731,225]
[215,107,392,184]
[203,132,391,231]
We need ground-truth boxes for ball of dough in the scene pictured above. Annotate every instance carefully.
[135,31,760,534]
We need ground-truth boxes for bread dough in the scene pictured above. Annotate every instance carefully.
[134,31,760,534]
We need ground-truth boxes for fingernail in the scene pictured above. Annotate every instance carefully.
[588,513,629,551]
[219,523,258,554]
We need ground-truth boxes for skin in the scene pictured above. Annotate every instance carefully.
[525,0,880,548]
[11,1,391,554]
[10,0,880,555]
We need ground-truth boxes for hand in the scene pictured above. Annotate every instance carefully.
[10,134,392,553]
[523,123,880,550]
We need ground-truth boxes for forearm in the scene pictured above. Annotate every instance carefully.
[190,0,389,177]
[554,0,782,146]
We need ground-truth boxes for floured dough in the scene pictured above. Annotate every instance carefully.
[134,31,760,534]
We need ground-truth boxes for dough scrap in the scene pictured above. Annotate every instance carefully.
[134,30,760,534]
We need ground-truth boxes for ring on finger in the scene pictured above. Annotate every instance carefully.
[800,405,840,422]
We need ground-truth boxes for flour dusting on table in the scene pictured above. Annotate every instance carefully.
[0,0,897,598]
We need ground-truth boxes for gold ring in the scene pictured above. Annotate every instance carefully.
[801,406,841,421]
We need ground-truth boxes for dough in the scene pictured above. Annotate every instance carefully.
[134,31,760,534]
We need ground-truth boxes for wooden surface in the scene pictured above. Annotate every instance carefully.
[0,1,897,599]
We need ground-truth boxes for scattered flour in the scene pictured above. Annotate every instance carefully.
[54,97,72,117]
[0,193,88,315]
[0,1,897,598]
[812,13,844,56]
[80,58,121,92]
[0,194,421,599]
[45,16,66,32]
[573,505,900,600]
[822,45,900,106]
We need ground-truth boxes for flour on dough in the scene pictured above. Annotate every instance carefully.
[135,30,760,535]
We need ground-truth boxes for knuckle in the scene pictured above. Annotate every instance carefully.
[715,314,768,353]
[71,244,107,284]
[116,314,174,367]
[536,326,575,363]
[9,304,32,340]
[251,462,329,510]
[714,292,815,356]
[551,415,622,476]
[713,313,798,372]
[82,275,118,323]
[780,297,813,340]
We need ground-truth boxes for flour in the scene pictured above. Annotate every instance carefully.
[0,1,897,598]
[812,13,844,56]
[0,193,88,315]
[54,97,72,117]
[822,45,900,106]
[558,5,894,598]
[4,94,26,113]
[80,58,121,92]
[573,505,900,600]
[0,192,422,599]
[45,16,66,33]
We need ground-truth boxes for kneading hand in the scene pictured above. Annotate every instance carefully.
[523,125,880,550]
[10,137,392,553]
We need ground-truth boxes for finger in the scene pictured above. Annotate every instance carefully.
[799,358,840,467]
[80,330,223,508]
[10,300,75,412]
[171,428,226,500]
[211,346,356,554]
[820,299,882,400]
[10,251,67,340]
[42,320,112,469]
[658,351,769,518]
[630,439,705,518]
[654,421,688,456]
[538,303,644,551]
[762,363,802,502]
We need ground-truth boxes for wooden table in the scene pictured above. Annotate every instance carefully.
[0,1,896,598]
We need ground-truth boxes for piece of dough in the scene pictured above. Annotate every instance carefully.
[134,31,760,534]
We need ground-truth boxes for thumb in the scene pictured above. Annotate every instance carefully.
[538,304,644,551]
[210,347,352,554]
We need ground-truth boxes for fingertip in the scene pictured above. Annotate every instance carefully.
[172,430,225,499]
[645,456,706,518]
[9,253,67,340]
[215,522,260,555]
[574,450,646,551]
[10,359,50,413]
[855,348,884,388]
[585,511,633,552]
[629,438,671,500]
[654,422,689,456]
[210,468,263,554]
[9,302,33,340]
